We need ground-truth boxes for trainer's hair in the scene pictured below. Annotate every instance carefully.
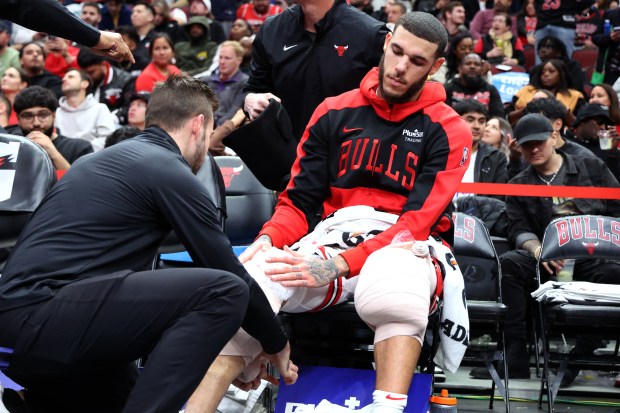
[454,98,488,119]
[394,12,448,58]
[146,74,218,131]
[13,86,58,114]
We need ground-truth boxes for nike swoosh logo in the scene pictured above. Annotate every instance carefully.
[386,394,407,400]
[283,44,298,51]
[342,126,363,133]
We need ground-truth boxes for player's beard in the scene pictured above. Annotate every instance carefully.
[378,54,431,105]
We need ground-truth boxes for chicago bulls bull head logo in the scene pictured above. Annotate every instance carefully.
[334,44,349,57]
[582,242,599,255]
[220,164,244,188]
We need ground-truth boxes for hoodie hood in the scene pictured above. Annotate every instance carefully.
[58,94,99,113]
[184,16,211,36]
[360,67,447,123]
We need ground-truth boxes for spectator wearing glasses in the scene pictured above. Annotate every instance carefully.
[13,86,93,171]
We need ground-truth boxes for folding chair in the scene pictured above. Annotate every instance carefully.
[536,214,620,412]
[452,212,510,413]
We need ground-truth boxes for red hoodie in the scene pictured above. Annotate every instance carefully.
[260,67,473,276]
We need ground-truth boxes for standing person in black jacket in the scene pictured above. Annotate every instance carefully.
[0,0,133,63]
[243,0,389,141]
[0,75,297,413]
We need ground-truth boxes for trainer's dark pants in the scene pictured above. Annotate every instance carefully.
[501,250,620,340]
[0,268,249,413]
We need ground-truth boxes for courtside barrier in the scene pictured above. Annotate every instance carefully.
[457,183,620,200]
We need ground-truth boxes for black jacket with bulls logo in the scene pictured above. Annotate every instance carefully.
[245,0,389,140]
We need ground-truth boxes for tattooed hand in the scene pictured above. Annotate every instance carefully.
[264,246,350,288]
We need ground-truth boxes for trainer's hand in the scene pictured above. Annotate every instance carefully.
[239,235,272,264]
[232,362,274,391]
[244,93,281,120]
[264,247,349,288]
[91,31,135,63]
[263,342,298,385]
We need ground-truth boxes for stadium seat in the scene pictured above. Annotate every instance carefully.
[535,215,620,412]
[214,155,277,246]
[572,48,599,71]
[452,212,510,413]
[523,47,536,72]
[0,133,57,399]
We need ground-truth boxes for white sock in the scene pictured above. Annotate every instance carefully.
[369,389,408,413]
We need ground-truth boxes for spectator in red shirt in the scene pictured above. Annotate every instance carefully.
[44,37,81,78]
[236,0,283,33]
[135,33,180,93]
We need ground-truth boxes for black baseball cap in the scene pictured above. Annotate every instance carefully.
[514,113,554,146]
[0,21,9,33]
[129,91,150,104]
[572,103,614,128]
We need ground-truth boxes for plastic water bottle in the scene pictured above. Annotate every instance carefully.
[604,19,611,35]
[429,389,457,412]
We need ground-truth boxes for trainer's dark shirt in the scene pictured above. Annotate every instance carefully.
[0,126,286,353]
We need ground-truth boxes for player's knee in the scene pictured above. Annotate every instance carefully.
[354,247,433,343]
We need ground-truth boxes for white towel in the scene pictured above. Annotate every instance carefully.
[532,281,620,304]
[427,237,470,373]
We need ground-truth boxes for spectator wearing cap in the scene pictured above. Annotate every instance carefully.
[78,48,134,113]
[236,0,283,33]
[189,0,227,44]
[100,0,133,31]
[508,97,600,179]
[567,103,620,180]
[470,113,620,382]
[0,21,19,79]
[55,68,117,152]
[19,42,62,98]
[127,92,149,130]
[175,16,218,75]
[13,85,93,170]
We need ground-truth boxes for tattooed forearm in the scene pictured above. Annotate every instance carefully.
[308,259,339,285]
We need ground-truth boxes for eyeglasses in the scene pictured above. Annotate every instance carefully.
[18,110,53,121]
